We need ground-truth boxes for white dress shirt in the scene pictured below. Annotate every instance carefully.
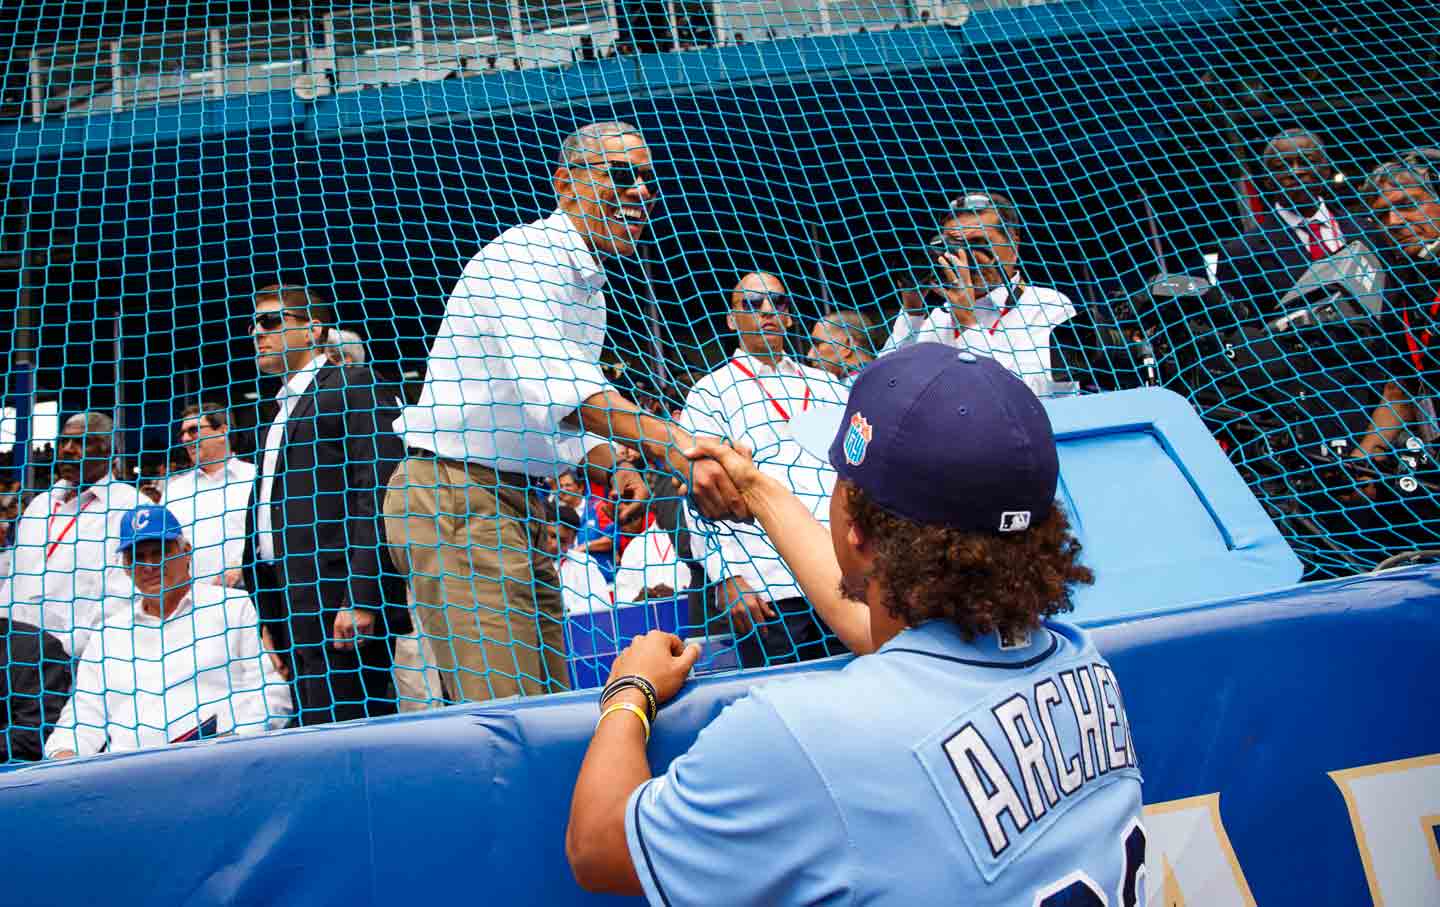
[681,350,848,603]
[46,583,293,757]
[559,548,613,615]
[256,355,327,562]
[397,209,613,476]
[0,473,141,656]
[162,457,257,585]
[882,281,1076,395]
[1274,201,1344,257]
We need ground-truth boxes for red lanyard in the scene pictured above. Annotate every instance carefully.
[953,305,1015,339]
[1402,292,1440,371]
[47,493,96,560]
[731,358,810,423]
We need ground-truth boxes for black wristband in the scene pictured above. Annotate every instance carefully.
[602,675,659,722]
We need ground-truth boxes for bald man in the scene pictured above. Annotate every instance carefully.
[0,412,142,761]
[679,272,849,668]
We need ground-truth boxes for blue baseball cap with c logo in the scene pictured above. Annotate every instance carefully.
[117,505,186,554]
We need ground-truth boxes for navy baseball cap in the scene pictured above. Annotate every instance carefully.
[117,505,186,554]
[790,343,1059,533]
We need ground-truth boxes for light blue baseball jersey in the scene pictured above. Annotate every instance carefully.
[625,619,1145,906]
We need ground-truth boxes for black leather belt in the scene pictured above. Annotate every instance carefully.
[405,448,537,491]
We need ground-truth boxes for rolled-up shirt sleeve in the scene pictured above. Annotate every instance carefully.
[625,692,852,907]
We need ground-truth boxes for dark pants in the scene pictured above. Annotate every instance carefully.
[0,618,74,762]
[290,637,398,727]
[736,596,844,670]
[253,563,399,727]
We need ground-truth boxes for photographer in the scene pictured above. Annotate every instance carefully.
[880,191,1076,393]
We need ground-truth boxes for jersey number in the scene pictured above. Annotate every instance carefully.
[1035,823,1146,907]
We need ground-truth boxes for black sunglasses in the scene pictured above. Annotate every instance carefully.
[253,309,313,331]
[737,290,791,314]
[583,160,659,194]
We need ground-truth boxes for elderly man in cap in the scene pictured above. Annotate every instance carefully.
[47,505,291,758]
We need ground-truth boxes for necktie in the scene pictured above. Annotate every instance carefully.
[1307,222,1329,260]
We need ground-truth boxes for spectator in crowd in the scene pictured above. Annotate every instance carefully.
[553,504,613,614]
[0,491,19,581]
[560,467,620,585]
[161,403,256,588]
[880,191,1077,394]
[1355,150,1440,456]
[806,308,875,384]
[46,505,292,758]
[568,347,1138,905]
[325,327,369,366]
[1216,129,1373,317]
[384,120,745,703]
[680,271,848,668]
[0,412,142,761]
[243,283,411,726]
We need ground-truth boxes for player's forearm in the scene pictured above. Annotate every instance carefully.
[747,476,874,655]
[566,689,649,895]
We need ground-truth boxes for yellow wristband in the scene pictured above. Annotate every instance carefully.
[597,701,651,744]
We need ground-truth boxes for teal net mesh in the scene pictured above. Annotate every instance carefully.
[1,0,1438,759]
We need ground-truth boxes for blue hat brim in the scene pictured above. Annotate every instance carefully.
[790,402,848,468]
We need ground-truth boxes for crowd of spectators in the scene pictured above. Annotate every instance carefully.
[1,118,1437,761]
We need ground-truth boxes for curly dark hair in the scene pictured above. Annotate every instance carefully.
[843,481,1093,640]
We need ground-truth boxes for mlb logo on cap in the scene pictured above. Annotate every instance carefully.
[843,412,873,466]
[999,511,1032,532]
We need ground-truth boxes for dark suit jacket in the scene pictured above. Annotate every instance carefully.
[1216,208,1375,319]
[243,363,412,647]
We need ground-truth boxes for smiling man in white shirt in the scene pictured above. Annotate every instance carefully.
[0,412,140,762]
[681,272,848,668]
[47,505,291,759]
[881,191,1076,394]
[161,403,255,589]
[384,121,746,704]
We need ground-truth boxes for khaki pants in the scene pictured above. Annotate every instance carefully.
[383,456,569,702]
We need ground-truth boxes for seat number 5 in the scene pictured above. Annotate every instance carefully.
[1034,822,1146,907]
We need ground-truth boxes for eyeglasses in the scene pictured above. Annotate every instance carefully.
[581,160,659,194]
[736,290,792,314]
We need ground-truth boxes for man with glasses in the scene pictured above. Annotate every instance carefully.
[1355,149,1440,458]
[807,308,875,384]
[880,191,1076,394]
[46,505,292,758]
[161,403,255,588]
[0,412,141,761]
[244,283,411,726]
[679,271,848,668]
[385,121,747,705]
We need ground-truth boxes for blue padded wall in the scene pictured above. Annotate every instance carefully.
[2,565,1436,906]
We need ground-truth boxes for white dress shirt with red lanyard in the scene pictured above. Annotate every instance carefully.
[680,349,847,603]
[0,473,141,657]
[884,281,1076,395]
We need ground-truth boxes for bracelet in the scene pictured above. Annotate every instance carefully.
[601,675,659,722]
[597,702,651,743]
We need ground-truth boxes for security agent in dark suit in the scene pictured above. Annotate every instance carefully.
[242,284,412,726]
[1217,129,1377,318]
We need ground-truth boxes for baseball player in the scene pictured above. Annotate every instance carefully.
[566,343,1145,905]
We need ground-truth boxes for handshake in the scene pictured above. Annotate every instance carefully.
[673,438,771,523]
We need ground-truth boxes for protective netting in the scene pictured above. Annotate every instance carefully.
[1,0,1438,759]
